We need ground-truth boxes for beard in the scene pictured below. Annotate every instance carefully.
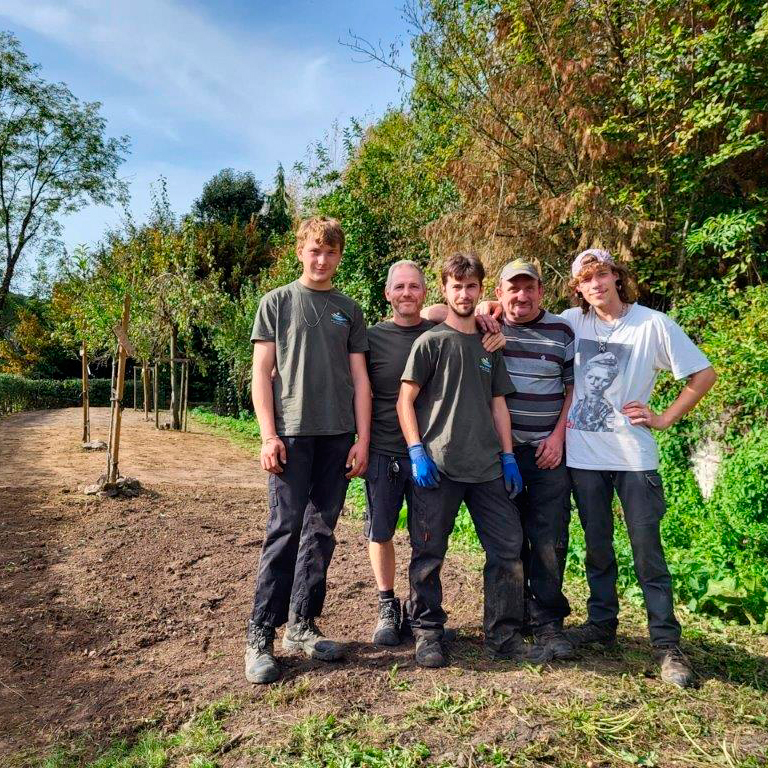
[448,301,476,317]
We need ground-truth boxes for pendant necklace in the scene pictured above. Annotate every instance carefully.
[299,292,330,328]
[593,304,628,353]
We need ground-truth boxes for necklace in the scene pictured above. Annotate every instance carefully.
[592,304,629,353]
[299,292,330,328]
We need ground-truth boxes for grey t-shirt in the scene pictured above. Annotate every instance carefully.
[251,280,368,436]
[367,319,436,458]
[401,323,514,483]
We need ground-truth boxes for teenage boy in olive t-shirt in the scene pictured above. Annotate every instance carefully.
[244,217,371,685]
[397,252,529,669]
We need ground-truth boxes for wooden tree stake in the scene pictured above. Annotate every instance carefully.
[81,341,90,443]
[143,360,150,421]
[108,295,131,484]
[154,361,159,429]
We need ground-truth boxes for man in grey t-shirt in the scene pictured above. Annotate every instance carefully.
[398,252,531,668]
[244,217,371,685]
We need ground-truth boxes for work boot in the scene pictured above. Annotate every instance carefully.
[655,644,694,688]
[485,632,542,662]
[533,622,576,660]
[283,617,346,661]
[415,634,448,668]
[372,597,401,646]
[564,621,617,649]
[401,607,456,643]
[244,621,280,684]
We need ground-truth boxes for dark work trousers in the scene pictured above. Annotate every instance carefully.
[569,468,681,646]
[249,433,355,628]
[514,445,572,628]
[408,475,525,653]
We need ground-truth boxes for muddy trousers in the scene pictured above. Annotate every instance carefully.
[249,433,354,628]
[408,475,525,653]
[570,468,681,646]
[514,445,572,628]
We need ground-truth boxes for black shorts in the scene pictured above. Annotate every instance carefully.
[363,451,412,542]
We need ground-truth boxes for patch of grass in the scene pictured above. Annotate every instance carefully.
[188,407,261,455]
[387,663,413,692]
[263,675,311,708]
[263,713,430,768]
[24,698,240,768]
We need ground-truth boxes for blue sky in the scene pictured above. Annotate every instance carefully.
[0,0,412,288]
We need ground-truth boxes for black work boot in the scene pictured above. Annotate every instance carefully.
[414,634,448,668]
[564,621,617,649]
[485,632,533,662]
[244,620,280,684]
[655,644,694,688]
[533,621,577,660]
[283,616,346,661]
[372,597,401,646]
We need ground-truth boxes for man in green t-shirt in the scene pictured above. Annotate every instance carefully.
[397,252,529,668]
[365,260,505,647]
[244,217,371,684]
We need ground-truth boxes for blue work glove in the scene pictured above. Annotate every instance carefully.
[408,443,440,488]
[501,452,524,498]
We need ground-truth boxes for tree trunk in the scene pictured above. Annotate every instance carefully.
[154,361,160,429]
[0,266,14,324]
[170,326,181,430]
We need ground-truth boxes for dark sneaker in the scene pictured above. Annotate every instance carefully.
[244,621,280,684]
[533,622,576,660]
[486,633,545,662]
[415,635,448,668]
[655,644,694,688]
[283,617,346,661]
[563,621,617,649]
[372,597,401,646]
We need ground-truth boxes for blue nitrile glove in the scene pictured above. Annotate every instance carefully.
[408,443,440,488]
[501,452,523,498]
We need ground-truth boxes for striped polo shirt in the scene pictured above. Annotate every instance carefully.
[501,310,575,446]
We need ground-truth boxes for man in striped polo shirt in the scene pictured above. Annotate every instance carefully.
[494,258,575,659]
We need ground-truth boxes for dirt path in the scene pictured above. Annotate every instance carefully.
[1,409,767,766]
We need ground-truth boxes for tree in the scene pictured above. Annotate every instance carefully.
[0,32,129,319]
[192,168,264,225]
[263,163,294,239]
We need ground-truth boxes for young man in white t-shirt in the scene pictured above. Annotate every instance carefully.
[561,249,716,688]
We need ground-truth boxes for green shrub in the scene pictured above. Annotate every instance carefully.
[0,373,135,414]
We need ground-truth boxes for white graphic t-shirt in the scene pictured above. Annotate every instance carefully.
[561,304,711,471]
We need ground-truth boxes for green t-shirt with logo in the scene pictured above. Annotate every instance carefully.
[251,280,368,436]
[367,319,436,458]
[401,323,514,483]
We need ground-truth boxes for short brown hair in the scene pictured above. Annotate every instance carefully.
[441,251,485,286]
[568,258,638,313]
[295,216,345,254]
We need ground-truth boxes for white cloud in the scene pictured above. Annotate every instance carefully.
[0,0,347,151]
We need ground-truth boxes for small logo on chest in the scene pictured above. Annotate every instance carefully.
[479,356,492,374]
[330,311,349,326]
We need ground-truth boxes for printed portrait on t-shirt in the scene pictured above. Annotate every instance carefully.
[569,340,631,432]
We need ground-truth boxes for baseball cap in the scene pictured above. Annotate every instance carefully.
[499,258,541,282]
[571,249,614,278]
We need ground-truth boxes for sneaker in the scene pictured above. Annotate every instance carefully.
[244,621,280,684]
[655,644,694,688]
[283,617,346,661]
[415,634,448,668]
[372,597,401,646]
[533,622,576,660]
[563,621,617,649]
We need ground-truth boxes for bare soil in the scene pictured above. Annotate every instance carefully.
[1,408,766,766]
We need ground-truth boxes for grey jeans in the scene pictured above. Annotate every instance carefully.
[569,468,681,646]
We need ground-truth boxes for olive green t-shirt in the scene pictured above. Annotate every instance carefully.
[251,280,368,436]
[401,323,514,483]
[367,319,436,457]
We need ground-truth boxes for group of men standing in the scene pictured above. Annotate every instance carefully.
[244,216,716,689]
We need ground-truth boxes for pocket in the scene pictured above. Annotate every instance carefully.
[365,455,380,483]
[268,473,279,510]
[644,471,666,519]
